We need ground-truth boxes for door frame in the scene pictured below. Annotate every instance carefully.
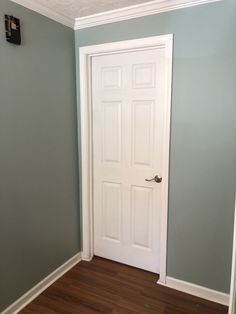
[78,34,173,284]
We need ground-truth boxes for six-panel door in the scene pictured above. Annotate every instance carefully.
[92,48,165,273]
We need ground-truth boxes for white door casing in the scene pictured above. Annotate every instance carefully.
[78,35,173,283]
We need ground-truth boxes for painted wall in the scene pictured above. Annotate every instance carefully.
[75,0,236,293]
[0,1,80,311]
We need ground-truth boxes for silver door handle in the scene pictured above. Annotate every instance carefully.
[145,175,162,183]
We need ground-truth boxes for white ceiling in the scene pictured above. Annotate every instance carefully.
[28,0,153,19]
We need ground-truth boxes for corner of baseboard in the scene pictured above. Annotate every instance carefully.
[157,276,229,306]
[81,251,93,261]
[2,252,82,314]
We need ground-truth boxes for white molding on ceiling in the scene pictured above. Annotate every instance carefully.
[74,0,221,30]
[10,0,74,28]
[10,0,221,30]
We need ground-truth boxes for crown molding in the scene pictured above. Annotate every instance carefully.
[10,0,221,30]
[10,0,74,28]
[74,0,221,30]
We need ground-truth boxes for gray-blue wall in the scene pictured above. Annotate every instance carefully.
[1,1,235,310]
[0,1,80,311]
[75,0,236,293]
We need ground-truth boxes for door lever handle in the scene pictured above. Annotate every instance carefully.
[145,175,162,183]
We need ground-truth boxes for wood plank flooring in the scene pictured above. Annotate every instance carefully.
[21,257,228,314]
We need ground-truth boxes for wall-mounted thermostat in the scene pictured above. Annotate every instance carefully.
[5,15,21,45]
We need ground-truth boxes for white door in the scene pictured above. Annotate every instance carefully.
[92,48,167,273]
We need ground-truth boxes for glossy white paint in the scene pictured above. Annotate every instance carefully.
[79,35,173,282]
[92,49,164,272]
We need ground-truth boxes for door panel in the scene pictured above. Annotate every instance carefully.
[102,182,121,242]
[132,100,154,167]
[131,185,153,249]
[102,101,122,163]
[132,63,156,89]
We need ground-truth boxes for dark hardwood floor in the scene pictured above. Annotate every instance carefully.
[21,257,228,314]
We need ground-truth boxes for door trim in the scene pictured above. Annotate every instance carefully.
[78,34,173,283]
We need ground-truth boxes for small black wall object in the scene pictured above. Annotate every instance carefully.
[5,15,21,45]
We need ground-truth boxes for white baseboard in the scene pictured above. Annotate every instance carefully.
[2,252,82,314]
[81,251,93,262]
[158,276,229,306]
[2,256,229,313]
